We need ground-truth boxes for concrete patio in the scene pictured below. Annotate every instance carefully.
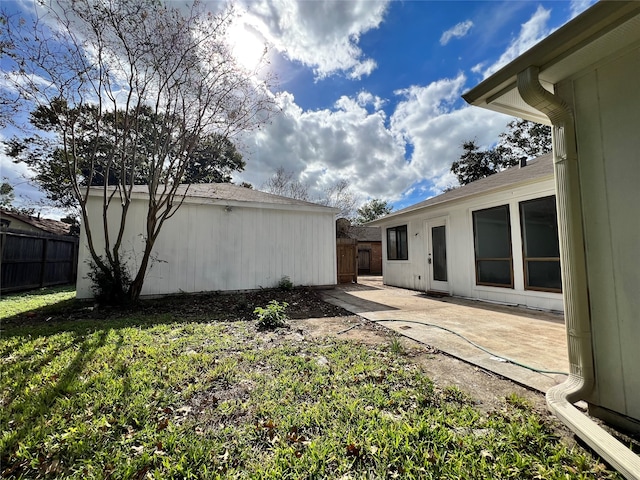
[321,276,569,393]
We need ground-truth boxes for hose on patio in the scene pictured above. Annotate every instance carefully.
[368,318,569,376]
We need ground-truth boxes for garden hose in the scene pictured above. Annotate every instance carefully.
[363,318,569,376]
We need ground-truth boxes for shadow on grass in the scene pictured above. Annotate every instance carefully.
[1,329,110,470]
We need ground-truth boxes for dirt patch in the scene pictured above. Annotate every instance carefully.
[4,287,351,326]
[295,316,546,413]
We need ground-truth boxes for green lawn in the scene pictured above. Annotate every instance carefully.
[0,290,619,479]
[1,286,76,320]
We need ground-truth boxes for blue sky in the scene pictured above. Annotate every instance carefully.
[1,0,596,217]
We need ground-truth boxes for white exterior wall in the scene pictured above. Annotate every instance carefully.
[379,178,564,312]
[76,196,337,299]
[557,44,640,423]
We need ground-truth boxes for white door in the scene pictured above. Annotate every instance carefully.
[426,218,449,293]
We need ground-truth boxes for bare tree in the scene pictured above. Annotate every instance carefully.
[261,167,358,218]
[2,0,276,302]
[262,167,310,201]
[317,179,359,219]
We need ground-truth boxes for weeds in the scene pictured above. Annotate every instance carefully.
[254,300,289,330]
[389,336,404,355]
[278,275,294,291]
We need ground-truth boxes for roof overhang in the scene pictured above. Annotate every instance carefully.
[85,186,339,214]
[463,2,640,123]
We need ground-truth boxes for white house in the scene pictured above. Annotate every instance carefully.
[76,183,338,299]
[464,2,640,476]
[369,153,563,312]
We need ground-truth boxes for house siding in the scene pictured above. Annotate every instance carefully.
[558,44,640,422]
[76,196,337,299]
[378,178,563,312]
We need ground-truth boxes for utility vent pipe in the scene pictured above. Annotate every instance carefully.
[517,66,640,480]
[519,157,527,168]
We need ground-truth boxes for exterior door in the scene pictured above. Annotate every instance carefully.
[426,218,449,293]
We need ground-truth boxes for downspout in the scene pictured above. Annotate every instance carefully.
[517,66,640,479]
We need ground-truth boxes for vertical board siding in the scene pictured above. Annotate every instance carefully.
[76,198,336,298]
[378,180,563,312]
[569,47,640,419]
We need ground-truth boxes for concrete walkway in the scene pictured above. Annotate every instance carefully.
[321,276,569,393]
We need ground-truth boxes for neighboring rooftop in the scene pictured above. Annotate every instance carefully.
[0,209,72,236]
[348,226,382,242]
[369,153,553,224]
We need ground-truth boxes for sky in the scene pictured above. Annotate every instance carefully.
[0,0,597,218]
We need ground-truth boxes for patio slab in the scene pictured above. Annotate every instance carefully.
[321,276,569,393]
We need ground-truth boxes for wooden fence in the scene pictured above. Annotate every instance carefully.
[1,230,79,294]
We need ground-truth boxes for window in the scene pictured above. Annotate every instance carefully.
[520,196,562,292]
[473,205,513,287]
[387,225,408,260]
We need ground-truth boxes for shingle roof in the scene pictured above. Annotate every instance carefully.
[0,209,72,236]
[121,183,335,210]
[348,226,382,242]
[370,153,554,224]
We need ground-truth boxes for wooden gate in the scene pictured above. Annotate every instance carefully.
[358,248,371,274]
[337,238,357,284]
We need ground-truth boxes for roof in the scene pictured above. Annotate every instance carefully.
[0,209,72,236]
[462,2,640,123]
[92,183,337,211]
[348,226,381,242]
[368,153,553,225]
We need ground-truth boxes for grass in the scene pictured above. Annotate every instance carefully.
[1,286,76,320]
[0,290,621,479]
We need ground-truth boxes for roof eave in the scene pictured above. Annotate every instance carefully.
[86,186,338,213]
[367,171,554,226]
[462,2,640,120]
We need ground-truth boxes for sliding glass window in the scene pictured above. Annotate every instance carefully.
[473,205,513,287]
[520,196,562,292]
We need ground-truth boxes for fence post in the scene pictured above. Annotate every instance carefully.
[39,237,49,288]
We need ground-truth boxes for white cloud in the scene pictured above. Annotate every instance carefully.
[238,75,513,205]
[570,0,597,19]
[391,74,510,183]
[481,5,551,78]
[440,20,473,45]
[237,90,412,202]
[236,0,389,79]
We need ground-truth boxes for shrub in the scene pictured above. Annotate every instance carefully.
[86,259,132,304]
[254,300,289,330]
[278,275,293,291]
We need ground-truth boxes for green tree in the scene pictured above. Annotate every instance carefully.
[450,140,501,186]
[354,198,393,224]
[451,120,551,185]
[8,105,246,209]
[2,0,275,303]
[0,181,14,208]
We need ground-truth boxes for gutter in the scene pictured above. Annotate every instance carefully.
[517,66,640,480]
